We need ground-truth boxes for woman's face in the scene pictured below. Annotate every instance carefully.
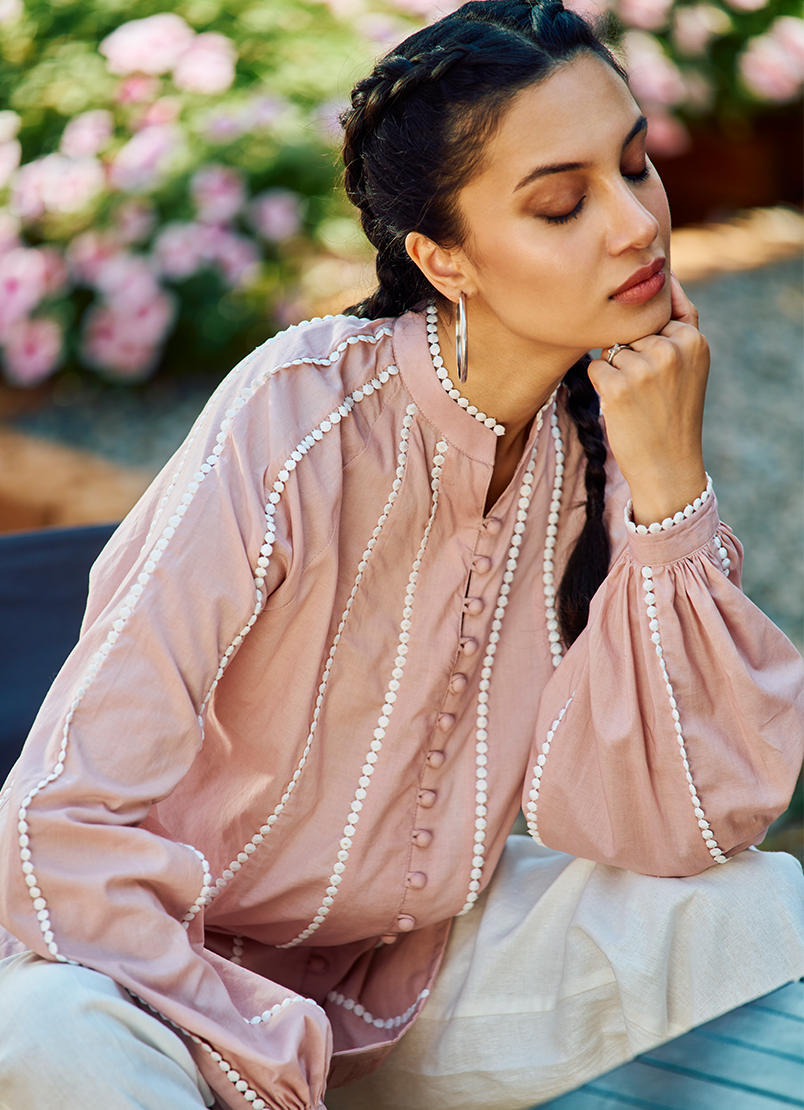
[453,52,672,361]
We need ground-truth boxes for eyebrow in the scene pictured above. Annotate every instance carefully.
[513,115,648,192]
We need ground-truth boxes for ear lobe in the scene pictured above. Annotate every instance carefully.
[404,231,474,303]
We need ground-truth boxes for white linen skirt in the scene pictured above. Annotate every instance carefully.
[325,836,804,1110]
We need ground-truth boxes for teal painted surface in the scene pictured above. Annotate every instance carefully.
[535,981,803,1109]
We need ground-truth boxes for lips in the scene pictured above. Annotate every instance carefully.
[610,257,666,305]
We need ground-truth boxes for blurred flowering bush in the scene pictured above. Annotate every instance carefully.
[0,0,395,387]
[592,0,804,158]
[0,0,802,387]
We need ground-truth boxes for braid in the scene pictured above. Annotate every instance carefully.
[557,356,611,645]
[341,46,484,319]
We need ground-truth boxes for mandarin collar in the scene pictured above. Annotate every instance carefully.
[392,311,501,467]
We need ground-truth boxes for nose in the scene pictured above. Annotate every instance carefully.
[606,180,661,256]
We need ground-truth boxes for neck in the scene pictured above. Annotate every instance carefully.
[435,303,583,444]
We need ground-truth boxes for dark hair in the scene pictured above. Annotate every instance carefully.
[341,0,621,644]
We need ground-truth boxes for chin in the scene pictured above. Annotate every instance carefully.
[609,294,673,346]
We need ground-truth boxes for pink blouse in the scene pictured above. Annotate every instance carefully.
[0,310,801,1110]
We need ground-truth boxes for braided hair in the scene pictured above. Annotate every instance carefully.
[341,0,622,643]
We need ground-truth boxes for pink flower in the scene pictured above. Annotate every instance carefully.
[11,154,104,220]
[673,5,731,57]
[81,304,160,380]
[251,189,304,242]
[154,221,207,279]
[617,0,672,32]
[67,231,122,284]
[191,164,245,224]
[1,317,62,386]
[99,13,195,77]
[115,198,156,244]
[563,0,612,20]
[60,110,114,158]
[204,229,260,287]
[314,98,348,145]
[172,32,237,95]
[0,141,21,190]
[724,0,767,11]
[739,33,803,101]
[136,96,181,130]
[93,252,162,313]
[0,248,47,337]
[36,248,70,296]
[771,16,804,74]
[115,75,162,104]
[108,124,181,192]
[624,32,687,106]
[81,279,176,380]
[248,95,288,130]
[0,0,22,24]
[0,211,21,257]
[644,108,691,157]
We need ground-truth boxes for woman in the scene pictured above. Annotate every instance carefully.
[0,3,801,1109]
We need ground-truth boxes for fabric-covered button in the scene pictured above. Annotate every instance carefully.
[307,955,328,974]
[460,637,479,656]
[483,517,502,536]
[418,789,437,808]
[406,871,427,889]
[471,555,492,574]
[437,713,455,732]
[381,934,398,945]
[449,673,467,694]
[426,750,445,769]
[463,596,484,616]
[397,914,416,932]
[412,829,432,847]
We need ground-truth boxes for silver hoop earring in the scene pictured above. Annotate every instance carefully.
[455,292,468,385]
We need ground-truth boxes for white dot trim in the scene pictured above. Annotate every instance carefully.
[543,405,566,670]
[425,304,505,437]
[711,532,731,577]
[455,397,554,916]
[525,694,574,844]
[244,993,310,1026]
[206,379,409,905]
[624,475,713,535]
[638,564,727,864]
[180,845,213,929]
[14,320,395,961]
[230,935,245,966]
[145,319,392,544]
[277,432,449,948]
[326,987,430,1030]
[131,989,320,1108]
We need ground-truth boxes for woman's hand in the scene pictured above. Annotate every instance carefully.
[588,272,709,526]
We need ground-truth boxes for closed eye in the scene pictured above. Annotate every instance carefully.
[544,196,586,225]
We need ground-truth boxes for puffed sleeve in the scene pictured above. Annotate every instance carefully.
[0,356,331,1109]
[524,487,804,878]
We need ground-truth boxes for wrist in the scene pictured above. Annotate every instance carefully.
[628,464,709,527]
[625,474,713,535]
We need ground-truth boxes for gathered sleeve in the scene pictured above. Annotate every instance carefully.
[524,489,804,877]
[0,369,332,1110]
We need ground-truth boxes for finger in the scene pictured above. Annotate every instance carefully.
[669,271,699,328]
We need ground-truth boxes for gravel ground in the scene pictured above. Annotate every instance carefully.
[12,255,804,645]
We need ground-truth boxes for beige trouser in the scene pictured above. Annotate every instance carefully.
[0,951,217,1110]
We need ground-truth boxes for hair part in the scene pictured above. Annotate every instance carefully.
[341,0,624,645]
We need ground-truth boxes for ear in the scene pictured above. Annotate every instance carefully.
[404,232,476,304]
